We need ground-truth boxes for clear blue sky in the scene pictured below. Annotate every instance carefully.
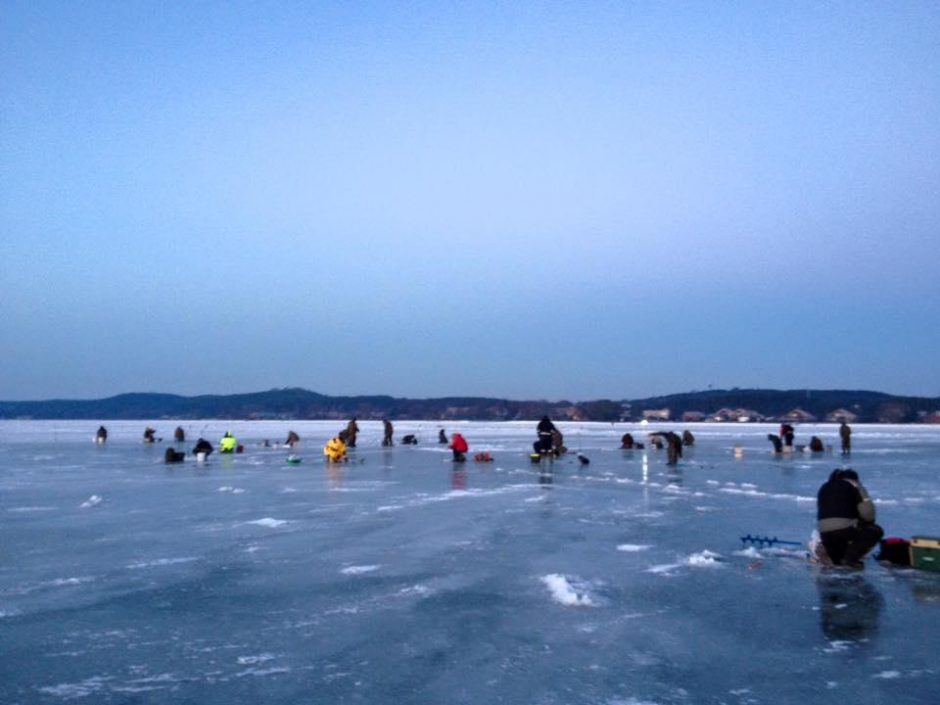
[2,1,939,401]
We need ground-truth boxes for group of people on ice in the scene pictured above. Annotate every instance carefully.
[768,421,852,455]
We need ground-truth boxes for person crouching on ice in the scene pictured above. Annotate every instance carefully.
[449,433,468,462]
[816,469,884,569]
[324,435,348,463]
[219,431,238,454]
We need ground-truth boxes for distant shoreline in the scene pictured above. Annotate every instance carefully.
[2,388,939,424]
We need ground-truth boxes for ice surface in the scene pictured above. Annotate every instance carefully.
[1,419,939,704]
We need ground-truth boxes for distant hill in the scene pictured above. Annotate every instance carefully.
[1,387,939,423]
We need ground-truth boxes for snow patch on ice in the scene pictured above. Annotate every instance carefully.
[128,557,197,570]
[237,653,276,665]
[246,518,289,528]
[687,550,722,567]
[617,544,652,553]
[541,574,595,606]
[341,565,380,575]
[735,546,762,558]
[398,584,433,597]
[646,563,682,575]
[873,670,902,679]
[823,640,853,653]
[218,486,246,494]
[80,495,103,508]
[39,676,112,699]
[7,505,56,513]
[44,576,95,587]
[236,666,290,677]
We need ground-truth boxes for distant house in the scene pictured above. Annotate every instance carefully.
[782,408,817,423]
[643,408,671,421]
[922,411,940,425]
[711,408,737,422]
[825,408,858,423]
[711,407,764,423]
[681,411,706,422]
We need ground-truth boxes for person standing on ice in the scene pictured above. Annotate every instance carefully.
[174,426,185,443]
[345,418,360,448]
[651,432,682,465]
[535,416,556,454]
[382,419,394,447]
[96,426,108,443]
[816,469,883,569]
[839,421,852,455]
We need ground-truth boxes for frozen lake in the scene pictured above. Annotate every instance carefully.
[2,420,938,704]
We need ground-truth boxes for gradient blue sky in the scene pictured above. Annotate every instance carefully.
[2,1,939,401]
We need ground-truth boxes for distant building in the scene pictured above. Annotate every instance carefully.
[681,411,706,422]
[922,411,940,425]
[642,408,671,422]
[710,407,764,423]
[782,408,817,423]
[825,408,858,423]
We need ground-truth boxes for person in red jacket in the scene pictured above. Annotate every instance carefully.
[449,433,468,462]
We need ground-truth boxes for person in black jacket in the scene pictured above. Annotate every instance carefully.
[817,469,883,569]
[192,438,214,458]
[535,416,556,454]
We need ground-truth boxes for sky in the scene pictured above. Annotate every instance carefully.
[2,1,939,402]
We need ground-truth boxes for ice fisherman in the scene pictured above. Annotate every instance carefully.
[620,432,634,449]
[780,423,795,447]
[143,427,156,443]
[809,436,825,453]
[285,430,300,447]
[551,428,566,456]
[449,432,469,462]
[345,418,360,448]
[651,431,682,465]
[682,430,695,447]
[438,428,448,444]
[382,419,394,447]
[324,434,348,462]
[174,426,186,443]
[192,438,214,457]
[164,447,185,464]
[840,421,852,455]
[767,434,783,454]
[535,416,556,454]
[219,431,238,454]
[816,469,884,569]
[96,426,108,443]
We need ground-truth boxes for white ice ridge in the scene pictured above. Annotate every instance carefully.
[541,574,594,607]
[341,565,380,575]
[245,518,289,528]
[218,486,246,493]
[80,495,103,508]
[617,544,652,552]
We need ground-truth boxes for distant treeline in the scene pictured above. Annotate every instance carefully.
[1,387,939,423]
